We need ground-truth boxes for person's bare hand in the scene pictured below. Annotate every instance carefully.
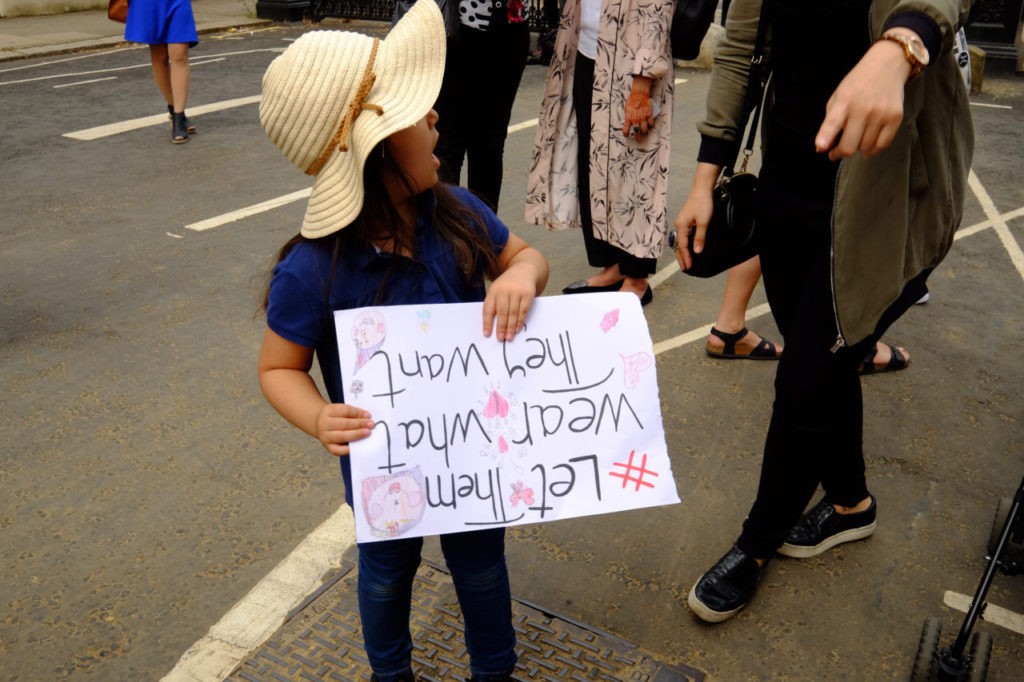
[622,89,655,138]
[815,39,912,160]
[316,403,373,456]
[483,270,537,342]
[672,163,720,271]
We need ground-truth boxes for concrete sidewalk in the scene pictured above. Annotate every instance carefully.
[0,0,271,62]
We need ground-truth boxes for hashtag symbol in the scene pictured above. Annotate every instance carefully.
[609,450,659,491]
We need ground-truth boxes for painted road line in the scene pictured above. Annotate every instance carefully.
[507,119,538,134]
[53,77,117,89]
[0,47,139,74]
[956,206,1024,240]
[944,590,1024,636]
[161,507,357,682]
[0,61,150,87]
[969,169,1024,283]
[971,102,1013,110]
[185,188,311,232]
[1,49,277,87]
[63,95,261,141]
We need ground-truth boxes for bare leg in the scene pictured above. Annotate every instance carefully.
[834,497,872,514]
[167,43,191,113]
[149,44,173,106]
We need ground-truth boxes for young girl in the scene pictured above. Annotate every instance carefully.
[256,3,548,681]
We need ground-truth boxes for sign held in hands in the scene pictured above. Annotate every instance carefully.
[335,293,679,543]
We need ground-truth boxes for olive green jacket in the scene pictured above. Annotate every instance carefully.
[700,0,974,347]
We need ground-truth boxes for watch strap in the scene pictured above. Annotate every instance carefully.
[878,33,925,79]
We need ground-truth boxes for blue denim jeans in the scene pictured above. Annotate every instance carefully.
[357,528,516,681]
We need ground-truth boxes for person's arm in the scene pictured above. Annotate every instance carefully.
[482,233,549,341]
[258,327,373,456]
[621,0,673,137]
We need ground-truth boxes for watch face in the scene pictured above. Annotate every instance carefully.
[909,39,930,66]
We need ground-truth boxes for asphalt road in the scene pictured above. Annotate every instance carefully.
[1,22,1023,680]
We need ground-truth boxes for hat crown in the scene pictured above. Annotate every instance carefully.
[259,31,377,173]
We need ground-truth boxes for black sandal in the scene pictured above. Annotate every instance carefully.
[858,343,909,375]
[705,326,781,360]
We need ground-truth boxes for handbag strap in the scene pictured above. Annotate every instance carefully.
[729,3,771,176]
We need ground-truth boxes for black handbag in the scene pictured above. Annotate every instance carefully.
[392,0,459,39]
[682,4,770,279]
[670,0,718,61]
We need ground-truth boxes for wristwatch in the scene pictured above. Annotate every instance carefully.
[879,32,930,80]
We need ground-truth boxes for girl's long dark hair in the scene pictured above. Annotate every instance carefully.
[261,140,499,312]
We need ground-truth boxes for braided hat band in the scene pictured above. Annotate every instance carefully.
[305,39,383,177]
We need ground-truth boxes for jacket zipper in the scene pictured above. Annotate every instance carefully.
[829,8,877,354]
[828,159,846,354]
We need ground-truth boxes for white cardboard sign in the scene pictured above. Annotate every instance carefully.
[334,293,679,543]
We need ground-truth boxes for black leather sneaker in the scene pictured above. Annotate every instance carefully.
[687,545,765,623]
[779,496,877,558]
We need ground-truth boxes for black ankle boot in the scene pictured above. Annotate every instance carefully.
[168,104,196,134]
[170,111,190,144]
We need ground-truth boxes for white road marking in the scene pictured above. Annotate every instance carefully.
[971,102,1013,110]
[189,58,228,67]
[63,95,261,140]
[955,205,1024,240]
[969,169,1024,283]
[161,507,356,682]
[943,590,1024,636]
[1,48,282,87]
[185,188,311,232]
[1,61,150,87]
[0,47,140,74]
[507,118,538,134]
[53,76,117,88]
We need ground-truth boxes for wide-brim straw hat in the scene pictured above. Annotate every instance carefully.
[259,0,446,238]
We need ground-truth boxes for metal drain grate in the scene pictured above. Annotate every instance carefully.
[228,559,705,682]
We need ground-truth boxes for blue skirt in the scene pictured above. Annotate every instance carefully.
[125,0,199,47]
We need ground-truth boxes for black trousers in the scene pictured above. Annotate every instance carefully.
[571,54,657,279]
[735,183,929,558]
[433,23,530,211]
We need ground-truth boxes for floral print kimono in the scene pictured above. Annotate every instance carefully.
[525,0,674,260]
